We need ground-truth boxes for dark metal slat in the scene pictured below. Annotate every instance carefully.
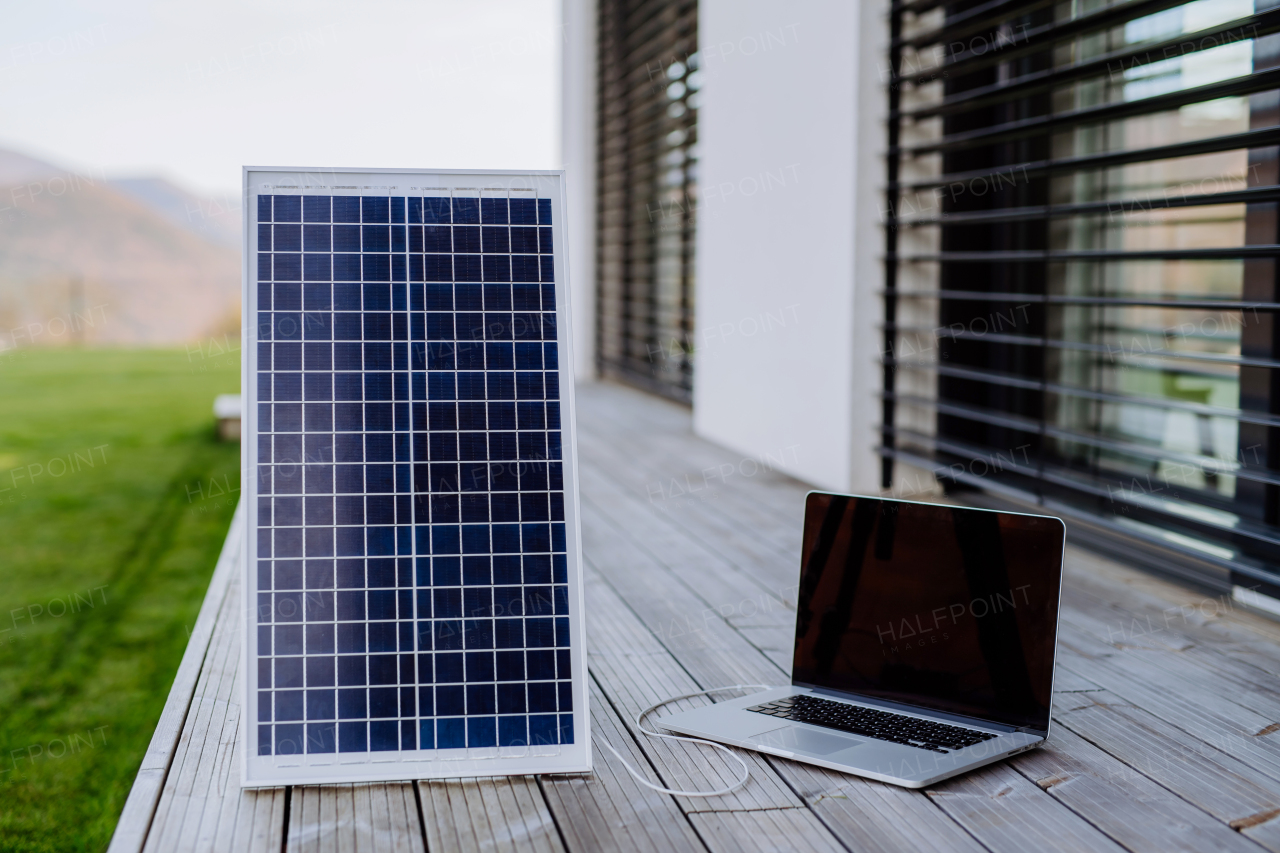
[895,0,1055,49]
[885,324,1279,369]
[900,10,1280,119]
[885,290,1280,310]
[884,358,1280,426]
[898,126,1280,190]
[924,0,1213,78]
[897,186,1280,228]
[880,412,1280,484]
[881,444,1280,589]
[880,440,1280,549]
[897,244,1280,262]
[902,69,1280,157]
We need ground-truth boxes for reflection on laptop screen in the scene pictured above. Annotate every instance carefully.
[792,494,1064,731]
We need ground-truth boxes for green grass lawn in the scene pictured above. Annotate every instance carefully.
[0,347,241,853]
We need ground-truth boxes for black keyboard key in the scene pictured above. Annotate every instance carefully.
[746,695,998,753]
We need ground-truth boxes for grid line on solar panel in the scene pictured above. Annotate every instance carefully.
[253,191,573,756]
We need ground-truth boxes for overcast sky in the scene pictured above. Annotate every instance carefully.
[0,0,560,197]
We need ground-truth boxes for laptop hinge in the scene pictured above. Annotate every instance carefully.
[803,685,1020,733]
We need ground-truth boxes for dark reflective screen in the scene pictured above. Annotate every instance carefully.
[793,494,1064,731]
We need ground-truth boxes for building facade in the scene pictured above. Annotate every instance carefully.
[563,0,1280,612]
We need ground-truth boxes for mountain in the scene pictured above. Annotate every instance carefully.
[0,148,241,346]
[109,177,242,249]
[0,149,64,186]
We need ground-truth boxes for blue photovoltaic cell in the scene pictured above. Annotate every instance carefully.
[254,193,571,756]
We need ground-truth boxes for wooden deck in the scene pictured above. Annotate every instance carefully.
[109,380,1280,853]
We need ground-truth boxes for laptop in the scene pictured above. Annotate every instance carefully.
[658,492,1065,788]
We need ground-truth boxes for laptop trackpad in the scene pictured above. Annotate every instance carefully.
[748,725,867,755]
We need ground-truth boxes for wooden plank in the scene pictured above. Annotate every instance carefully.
[732,625,794,673]
[580,487,796,674]
[924,761,1128,853]
[417,781,468,853]
[143,567,257,853]
[579,400,810,533]
[580,385,1279,853]
[1062,548,1280,677]
[487,775,564,853]
[1053,688,1280,850]
[581,381,1208,845]
[575,383,806,554]
[198,725,256,852]
[1009,724,1263,853]
[576,425,800,569]
[331,784,354,853]
[135,512,289,853]
[581,562,803,813]
[1060,584,1280,715]
[686,809,849,853]
[1053,616,1280,784]
[1056,591,1280,740]
[378,784,425,853]
[775,760,989,853]
[580,532,987,853]
[226,784,287,852]
[577,434,1109,852]
[576,389,803,601]
[578,534,855,849]
[286,783,424,853]
[108,500,248,853]
[140,574,235,850]
[1049,666,1106,696]
[418,777,563,853]
[581,461,798,622]
[540,678,707,852]
[577,398,804,569]
[115,382,1280,853]
[578,457,802,640]
[287,784,335,853]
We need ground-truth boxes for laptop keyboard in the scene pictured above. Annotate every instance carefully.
[746,695,999,754]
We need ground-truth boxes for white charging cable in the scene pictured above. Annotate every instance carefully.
[599,684,778,797]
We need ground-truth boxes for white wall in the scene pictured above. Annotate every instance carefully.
[560,0,597,381]
[693,0,884,493]
[560,0,887,490]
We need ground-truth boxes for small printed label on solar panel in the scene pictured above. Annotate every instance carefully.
[240,168,589,787]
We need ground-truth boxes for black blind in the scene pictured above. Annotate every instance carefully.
[596,0,698,403]
[883,0,1280,598]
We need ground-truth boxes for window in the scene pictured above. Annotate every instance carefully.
[595,0,699,402]
[882,0,1280,597]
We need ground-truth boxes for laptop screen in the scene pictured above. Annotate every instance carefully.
[792,494,1064,731]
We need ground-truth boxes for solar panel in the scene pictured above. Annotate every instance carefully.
[240,168,589,786]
